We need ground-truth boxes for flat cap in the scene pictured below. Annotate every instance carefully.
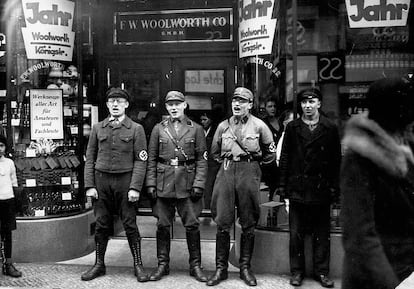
[106,87,130,101]
[165,91,185,102]
[298,88,322,102]
[233,87,253,101]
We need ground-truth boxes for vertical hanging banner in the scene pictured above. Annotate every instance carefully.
[238,0,277,58]
[30,89,64,140]
[21,0,75,61]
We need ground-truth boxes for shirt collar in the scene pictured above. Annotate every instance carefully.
[109,115,125,122]
[233,114,250,124]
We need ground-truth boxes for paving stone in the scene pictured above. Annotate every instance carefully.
[0,263,339,289]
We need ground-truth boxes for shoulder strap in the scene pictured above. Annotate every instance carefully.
[163,126,189,160]
[227,119,251,156]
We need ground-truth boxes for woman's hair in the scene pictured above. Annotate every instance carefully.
[280,109,294,122]
[367,77,414,133]
[0,134,7,150]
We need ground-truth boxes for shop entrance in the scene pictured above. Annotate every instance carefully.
[111,56,236,240]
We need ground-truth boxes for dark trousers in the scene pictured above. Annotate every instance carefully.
[152,197,202,231]
[94,171,140,242]
[211,160,261,231]
[289,201,331,276]
[0,198,16,259]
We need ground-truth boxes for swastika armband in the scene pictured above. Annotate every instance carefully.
[203,151,208,160]
[268,142,276,153]
[138,150,148,161]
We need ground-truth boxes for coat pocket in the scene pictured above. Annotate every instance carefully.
[119,133,133,152]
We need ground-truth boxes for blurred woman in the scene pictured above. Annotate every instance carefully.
[200,112,219,210]
[341,77,414,289]
[261,98,282,200]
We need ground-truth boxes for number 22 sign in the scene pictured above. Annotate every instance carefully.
[318,53,345,83]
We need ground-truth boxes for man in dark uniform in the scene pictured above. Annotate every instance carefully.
[82,87,149,282]
[277,88,341,288]
[146,91,208,282]
[207,87,276,287]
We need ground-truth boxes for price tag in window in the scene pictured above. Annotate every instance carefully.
[62,192,72,201]
[70,126,78,134]
[26,179,36,187]
[11,119,20,126]
[61,176,71,185]
[34,209,45,217]
[64,107,73,116]
[25,149,36,158]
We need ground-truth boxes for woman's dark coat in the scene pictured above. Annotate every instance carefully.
[340,114,414,289]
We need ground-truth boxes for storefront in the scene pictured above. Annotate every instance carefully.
[234,0,413,275]
[1,0,95,261]
[1,0,413,267]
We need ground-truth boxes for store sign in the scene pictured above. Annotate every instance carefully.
[238,0,277,58]
[185,95,212,110]
[114,8,232,44]
[0,33,5,59]
[345,0,410,28]
[185,70,224,93]
[244,56,281,77]
[318,53,345,83]
[21,0,75,61]
[30,89,64,140]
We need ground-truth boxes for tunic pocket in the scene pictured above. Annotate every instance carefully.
[184,138,195,158]
[186,166,195,190]
[244,133,260,152]
[156,166,165,192]
[221,132,235,152]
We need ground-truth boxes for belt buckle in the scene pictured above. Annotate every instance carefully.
[170,158,179,166]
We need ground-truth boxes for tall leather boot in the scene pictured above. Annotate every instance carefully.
[186,230,207,282]
[81,239,108,281]
[1,239,22,278]
[239,232,257,286]
[127,236,149,282]
[149,228,170,281]
[206,230,230,286]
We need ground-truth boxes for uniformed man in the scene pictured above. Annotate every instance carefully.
[207,87,276,287]
[146,91,208,282]
[82,87,149,282]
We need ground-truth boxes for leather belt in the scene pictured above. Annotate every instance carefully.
[158,158,195,166]
[226,155,253,162]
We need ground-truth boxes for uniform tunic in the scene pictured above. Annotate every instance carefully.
[210,114,275,231]
[146,116,207,229]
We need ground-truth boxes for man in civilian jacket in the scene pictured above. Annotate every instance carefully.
[277,88,341,288]
[146,91,208,282]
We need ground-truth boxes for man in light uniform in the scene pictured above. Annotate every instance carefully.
[207,87,276,287]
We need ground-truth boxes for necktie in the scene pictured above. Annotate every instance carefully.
[173,119,180,134]
[111,118,119,126]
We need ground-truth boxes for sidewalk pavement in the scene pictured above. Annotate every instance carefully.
[0,238,342,289]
